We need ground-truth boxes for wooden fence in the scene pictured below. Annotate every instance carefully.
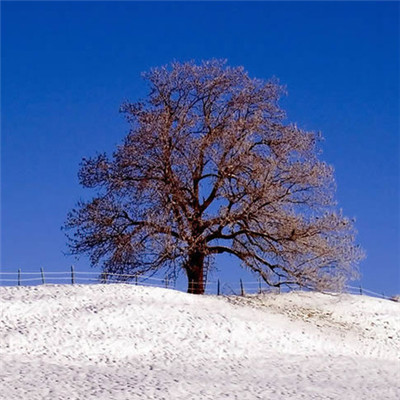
[0,267,396,300]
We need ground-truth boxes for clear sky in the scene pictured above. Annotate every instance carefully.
[1,1,399,295]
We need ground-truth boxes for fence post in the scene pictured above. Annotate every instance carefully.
[18,269,21,286]
[359,285,363,295]
[40,267,45,284]
[71,265,75,285]
[258,277,262,294]
[217,279,220,296]
[100,272,108,284]
[165,275,169,288]
[240,278,245,296]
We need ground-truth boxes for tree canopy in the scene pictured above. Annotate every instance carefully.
[65,60,364,294]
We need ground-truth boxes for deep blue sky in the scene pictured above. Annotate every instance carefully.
[2,2,399,295]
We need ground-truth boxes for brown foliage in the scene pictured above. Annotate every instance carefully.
[65,60,364,294]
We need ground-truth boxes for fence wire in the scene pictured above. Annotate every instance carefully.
[0,268,396,300]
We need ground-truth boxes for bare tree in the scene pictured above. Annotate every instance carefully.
[65,60,364,294]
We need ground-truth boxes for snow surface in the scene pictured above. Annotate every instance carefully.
[1,284,399,399]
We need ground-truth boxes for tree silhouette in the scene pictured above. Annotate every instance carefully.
[65,60,364,294]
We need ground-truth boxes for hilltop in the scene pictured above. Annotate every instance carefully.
[1,284,399,399]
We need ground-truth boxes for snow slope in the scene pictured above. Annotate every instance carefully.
[0,284,399,400]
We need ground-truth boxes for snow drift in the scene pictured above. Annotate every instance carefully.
[1,284,399,399]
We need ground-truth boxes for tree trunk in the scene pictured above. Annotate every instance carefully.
[186,251,205,294]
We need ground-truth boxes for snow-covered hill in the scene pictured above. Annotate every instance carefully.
[1,284,399,399]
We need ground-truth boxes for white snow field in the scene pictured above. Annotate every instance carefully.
[1,284,399,400]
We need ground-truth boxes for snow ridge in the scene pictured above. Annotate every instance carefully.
[1,284,399,399]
